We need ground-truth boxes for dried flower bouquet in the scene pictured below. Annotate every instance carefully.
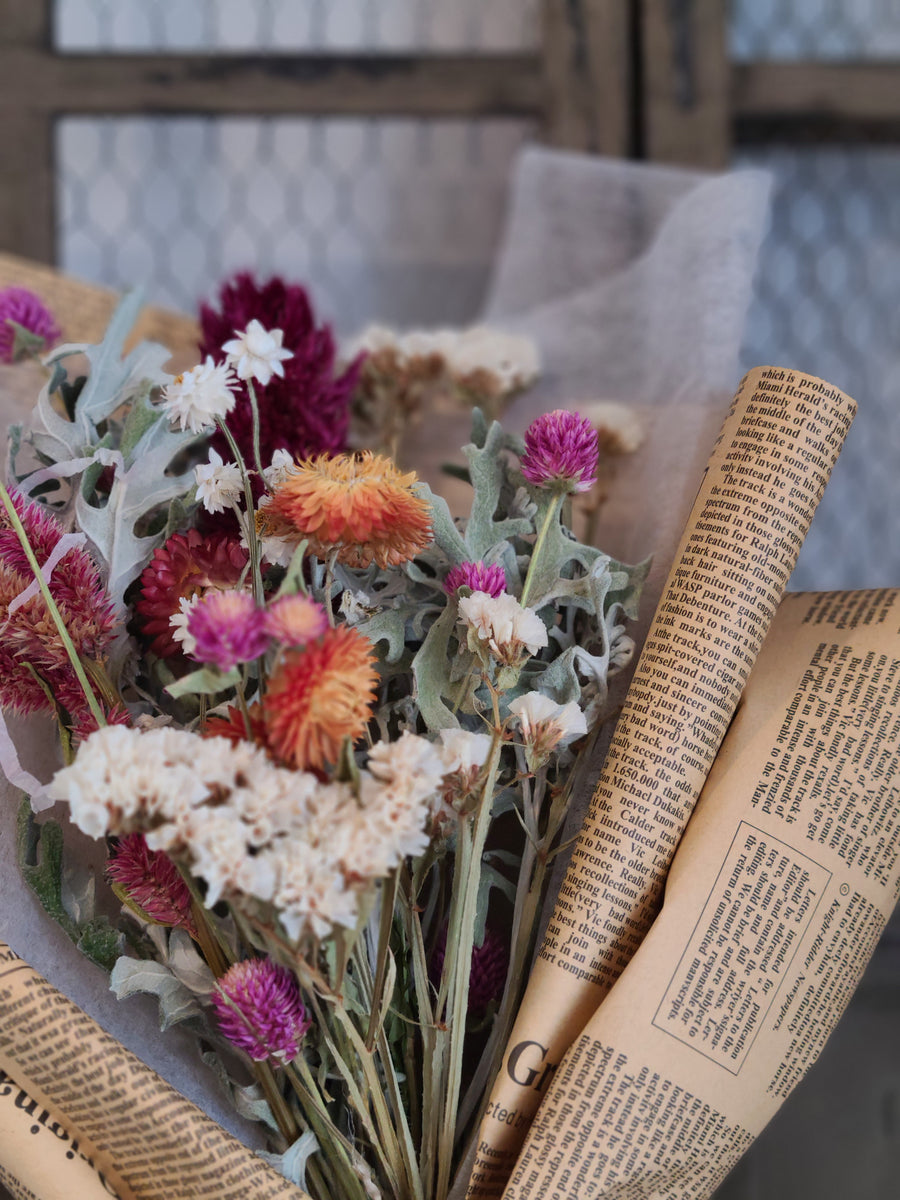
[1,281,644,1200]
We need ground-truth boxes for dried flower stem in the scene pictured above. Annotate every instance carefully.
[0,481,106,730]
[246,378,265,479]
[434,719,503,1200]
[215,418,264,606]
[519,492,563,608]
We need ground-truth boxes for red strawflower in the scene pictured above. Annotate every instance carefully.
[107,833,197,937]
[199,272,363,467]
[134,529,248,659]
[203,702,269,749]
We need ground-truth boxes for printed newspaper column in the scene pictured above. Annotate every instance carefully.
[0,1065,129,1200]
[503,588,900,1197]
[461,368,856,1198]
[0,946,306,1200]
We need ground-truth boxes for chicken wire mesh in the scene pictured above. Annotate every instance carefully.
[54,0,540,52]
[731,0,900,59]
[56,115,534,335]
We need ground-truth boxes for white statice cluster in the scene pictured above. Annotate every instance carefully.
[347,324,540,395]
[159,356,237,434]
[48,725,458,943]
[458,590,548,667]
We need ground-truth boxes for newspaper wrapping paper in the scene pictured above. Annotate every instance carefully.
[461,367,857,1196]
[0,946,305,1200]
[500,587,900,1197]
[0,149,774,1186]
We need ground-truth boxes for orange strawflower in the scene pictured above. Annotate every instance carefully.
[262,451,433,569]
[263,625,378,771]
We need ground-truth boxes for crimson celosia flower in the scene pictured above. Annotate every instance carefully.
[0,494,115,726]
[431,925,509,1014]
[107,833,197,937]
[187,590,269,671]
[444,561,506,598]
[263,626,378,772]
[0,287,60,362]
[262,451,433,569]
[199,272,362,467]
[520,409,599,494]
[212,958,310,1064]
[263,593,328,647]
[134,529,248,659]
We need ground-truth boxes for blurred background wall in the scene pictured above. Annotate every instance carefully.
[0,5,898,1194]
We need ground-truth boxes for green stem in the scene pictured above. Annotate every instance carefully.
[435,727,503,1200]
[246,378,265,479]
[519,491,564,608]
[0,482,106,730]
[215,418,264,606]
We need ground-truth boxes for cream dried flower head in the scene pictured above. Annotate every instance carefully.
[458,590,548,667]
[160,356,237,434]
[195,448,243,514]
[508,691,587,770]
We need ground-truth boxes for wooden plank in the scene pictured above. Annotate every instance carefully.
[734,61,900,124]
[0,51,542,119]
[540,0,633,155]
[641,0,730,168]
[0,0,54,263]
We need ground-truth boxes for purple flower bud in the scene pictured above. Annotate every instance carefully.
[444,561,507,598]
[188,589,270,671]
[520,409,599,494]
[0,287,60,362]
[212,958,310,1064]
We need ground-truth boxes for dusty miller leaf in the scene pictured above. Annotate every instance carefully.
[110,957,202,1030]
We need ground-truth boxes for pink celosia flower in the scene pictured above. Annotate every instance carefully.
[444,560,506,598]
[263,593,328,647]
[106,833,197,936]
[187,590,269,671]
[0,493,115,726]
[520,409,599,494]
[199,272,363,467]
[0,288,60,363]
[212,958,310,1064]
[431,925,509,1014]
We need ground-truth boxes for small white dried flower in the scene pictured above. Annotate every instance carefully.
[160,355,237,434]
[458,590,548,666]
[576,400,644,455]
[223,319,293,387]
[438,729,493,775]
[508,692,587,747]
[195,448,243,514]
[262,447,294,488]
[170,594,201,657]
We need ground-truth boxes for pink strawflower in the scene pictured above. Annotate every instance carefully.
[444,560,506,598]
[520,409,599,494]
[199,272,363,467]
[431,925,510,1014]
[187,589,269,671]
[0,493,115,726]
[0,288,60,362]
[107,833,197,937]
[263,593,328,646]
[212,958,310,1064]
